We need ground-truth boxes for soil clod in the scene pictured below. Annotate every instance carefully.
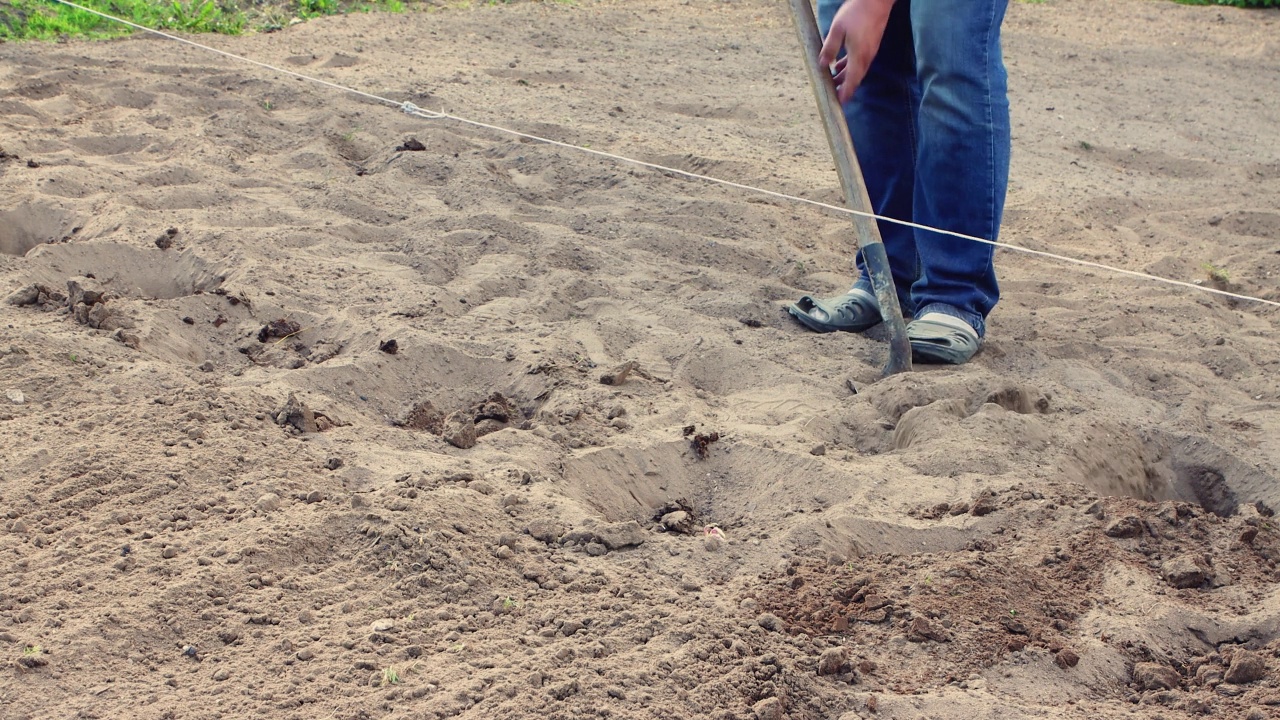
[402,399,445,433]
[258,318,301,343]
[275,394,317,433]
[690,429,721,459]
[1224,650,1268,685]
[599,360,638,385]
[817,647,850,676]
[441,410,477,449]
[1162,554,1212,589]
[1104,515,1145,538]
[594,521,646,550]
[1134,662,1180,691]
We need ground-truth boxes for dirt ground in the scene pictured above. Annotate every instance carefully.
[2,0,1279,718]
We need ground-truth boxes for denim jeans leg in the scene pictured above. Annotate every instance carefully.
[817,0,918,315]
[908,0,1011,337]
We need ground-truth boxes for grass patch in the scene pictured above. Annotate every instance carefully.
[0,0,245,39]
[0,0,414,40]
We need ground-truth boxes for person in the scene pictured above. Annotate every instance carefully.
[788,0,1011,365]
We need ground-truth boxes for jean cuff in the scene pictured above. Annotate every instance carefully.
[852,276,914,317]
[915,302,986,338]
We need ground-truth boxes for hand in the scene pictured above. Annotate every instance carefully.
[819,0,896,103]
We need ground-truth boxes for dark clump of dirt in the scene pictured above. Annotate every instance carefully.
[378,338,398,354]
[396,138,427,152]
[684,424,720,459]
[402,399,445,433]
[155,227,179,250]
[473,392,516,424]
[258,318,301,343]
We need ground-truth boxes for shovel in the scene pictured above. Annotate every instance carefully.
[786,0,911,376]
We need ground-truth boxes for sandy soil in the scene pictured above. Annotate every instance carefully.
[2,1,1280,718]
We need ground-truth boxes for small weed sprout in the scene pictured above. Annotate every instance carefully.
[1203,262,1230,284]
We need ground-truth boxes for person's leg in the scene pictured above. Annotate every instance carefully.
[819,0,920,314]
[907,0,1011,338]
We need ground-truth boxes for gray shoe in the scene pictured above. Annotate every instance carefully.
[907,312,981,364]
[788,289,883,334]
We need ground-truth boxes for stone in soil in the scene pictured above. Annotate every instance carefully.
[256,493,282,512]
[1134,662,1180,691]
[5,284,41,306]
[594,520,646,550]
[1055,647,1081,669]
[275,393,318,433]
[598,360,638,385]
[441,410,477,449]
[659,510,696,534]
[1104,516,1145,538]
[757,613,782,632]
[970,490,1000,516]
[817,647,849,676]
[907,616,951,643]
[525,520,564,545]
[66,276,107,307]
[1162,554,1211,589]
[1224,650,1268,685]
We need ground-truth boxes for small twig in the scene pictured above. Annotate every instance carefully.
[273,327,307,344]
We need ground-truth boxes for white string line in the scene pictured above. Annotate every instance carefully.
[47,0,1280,309]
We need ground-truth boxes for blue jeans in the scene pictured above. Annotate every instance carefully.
[818,0,1010,337]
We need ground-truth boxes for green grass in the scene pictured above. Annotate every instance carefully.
[0,0,245,38]
[0,0,411,39]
